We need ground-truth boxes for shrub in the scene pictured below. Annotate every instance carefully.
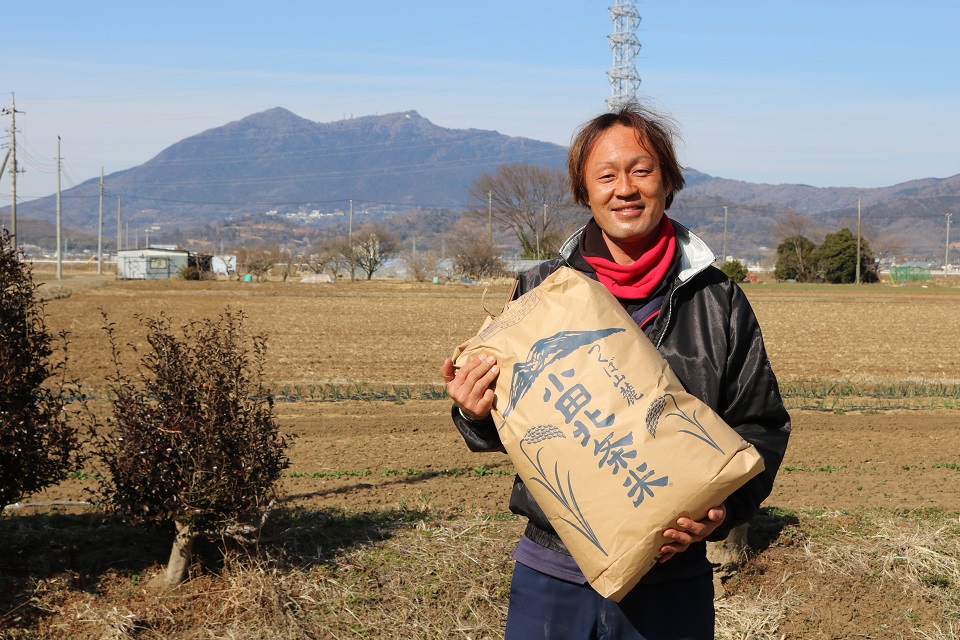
[178,266,201,281]
[720,259,749,283]
[90,309,289,586]
[0,229,80,508]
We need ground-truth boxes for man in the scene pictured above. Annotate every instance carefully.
[441,104,790,639]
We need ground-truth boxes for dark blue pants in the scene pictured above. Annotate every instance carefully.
[504,562,715,640]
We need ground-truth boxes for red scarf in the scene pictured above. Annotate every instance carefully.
[582,216,677,299]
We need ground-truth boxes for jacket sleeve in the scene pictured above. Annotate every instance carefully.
[708,282,791,540]
[451,405,506,453]
[448,275,525,454]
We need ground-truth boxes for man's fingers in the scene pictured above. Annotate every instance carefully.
[710,505,727,522]
[442,355,500,419]
[440,358,456,382]
[459,356,498,389]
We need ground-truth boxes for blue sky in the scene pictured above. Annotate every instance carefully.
[4,0,959,203]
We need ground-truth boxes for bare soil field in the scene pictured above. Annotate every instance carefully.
[3,269,960,639]
[30,272,960,391]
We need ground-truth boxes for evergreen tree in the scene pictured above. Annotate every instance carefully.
[720,259,749,283]
[774,235,818,282]
[816,228,878,284]
[0,230,79,508]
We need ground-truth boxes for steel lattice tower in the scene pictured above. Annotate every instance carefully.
[606,0,642,111]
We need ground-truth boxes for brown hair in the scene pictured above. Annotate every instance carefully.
[567,103,685,210]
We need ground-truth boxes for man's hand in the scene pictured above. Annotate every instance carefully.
[658,504,727,563]
[441,355,499,421]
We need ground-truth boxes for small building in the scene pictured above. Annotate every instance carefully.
[117,248,190,280]
[211,255,237,277]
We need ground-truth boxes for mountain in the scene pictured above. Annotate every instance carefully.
[682,168,960,215]
[674,170,960,263]
[4,107,958,262]
[7,108,568,230]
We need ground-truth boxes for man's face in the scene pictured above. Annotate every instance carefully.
[583,124,670,263]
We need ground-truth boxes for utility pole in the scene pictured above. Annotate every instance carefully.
[488,191,493,246]
[98,167,104,274]
[348,199,354,281]
[722,206,728,263]
[2,93,24,240]
[947,212,953,274]
[543,203,548,259]
[116,195,122,254]
[56,137,62,281]
[855,197,862,285]
[536,204,547,261]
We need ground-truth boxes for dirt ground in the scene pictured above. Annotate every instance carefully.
[35,399,960,639]
[32,270,960,516]
[13,269,960,638]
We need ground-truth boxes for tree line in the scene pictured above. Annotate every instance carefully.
[224,163,884,284]
[774,228,878,284]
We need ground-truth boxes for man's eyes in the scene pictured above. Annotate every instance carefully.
[596,167,654,180]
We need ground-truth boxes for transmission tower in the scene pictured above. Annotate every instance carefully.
[606,0,642,111]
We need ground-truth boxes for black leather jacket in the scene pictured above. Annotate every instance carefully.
[452,220,791,580]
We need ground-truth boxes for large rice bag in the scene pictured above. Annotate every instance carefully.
[452,266,764,601]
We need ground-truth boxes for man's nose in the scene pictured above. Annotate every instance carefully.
[614,173,637,197]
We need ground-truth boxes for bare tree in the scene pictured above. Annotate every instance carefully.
[235,245,279,282]
[350,224,399,280]
[404,251,439,282]
[863,228,907,266]
[274,248,303,282]
[306,237,350,278]
[770,210,824,244]
[450,222,505,280]
[466,163,576,259]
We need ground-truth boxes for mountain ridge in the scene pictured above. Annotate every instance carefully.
[4,107,957,261]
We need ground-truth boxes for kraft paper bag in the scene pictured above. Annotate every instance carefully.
[452,266,764,601]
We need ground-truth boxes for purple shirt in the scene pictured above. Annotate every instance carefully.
[512,535,588,584]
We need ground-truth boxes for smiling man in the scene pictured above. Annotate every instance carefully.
[441,104,791,640]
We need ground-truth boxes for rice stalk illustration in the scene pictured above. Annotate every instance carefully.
[519,424,607,555]
[644,393,724,454]
[645,395,667,437]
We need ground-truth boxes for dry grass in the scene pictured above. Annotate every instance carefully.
[799,511,960,638]
[0,509,521,639]
[914,623,960,640]
[4,507,959,639]
[710,509,960,640]
[715,588,790,640]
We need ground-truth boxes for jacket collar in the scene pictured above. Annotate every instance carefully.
[559,218,716,285]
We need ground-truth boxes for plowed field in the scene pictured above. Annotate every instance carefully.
[11,269,960,639]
